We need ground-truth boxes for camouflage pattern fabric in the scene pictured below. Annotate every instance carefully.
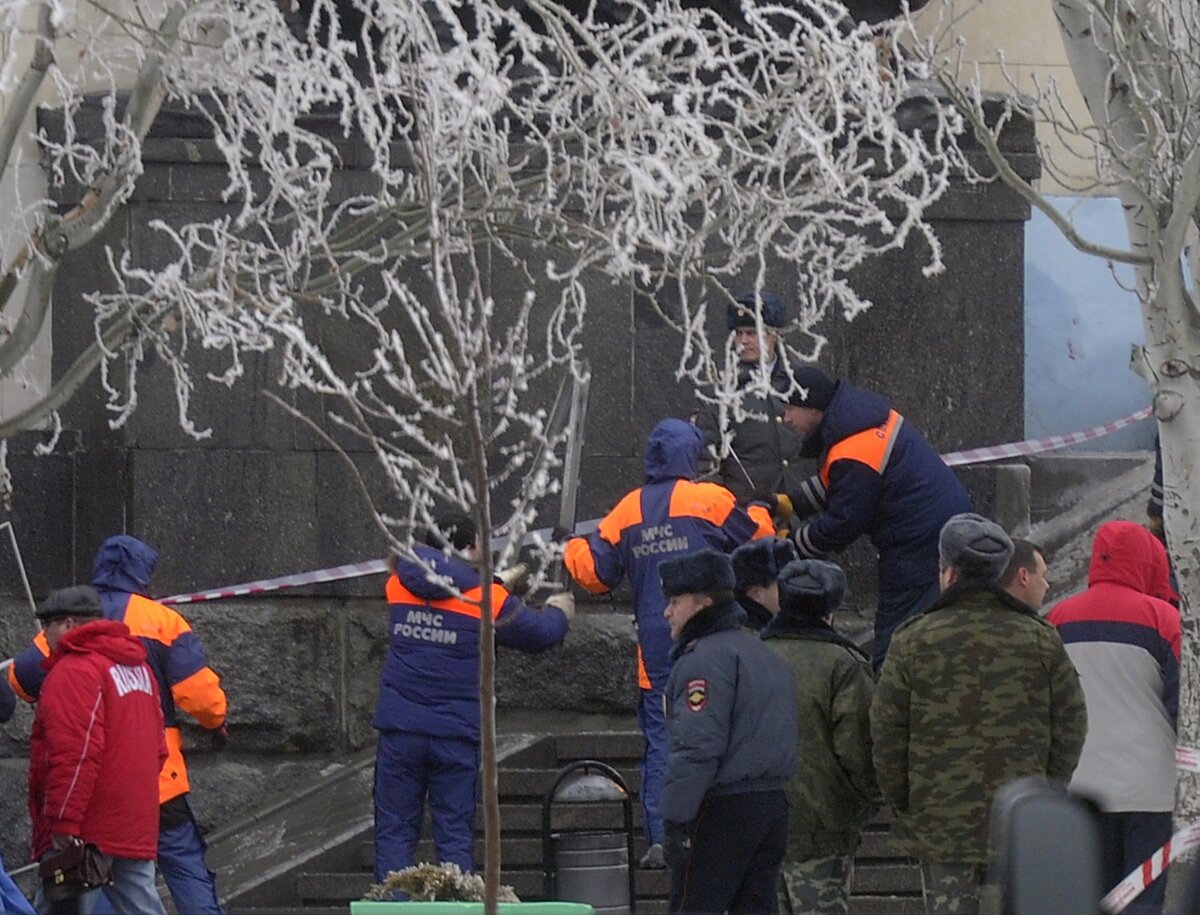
[920,861,985,915]
[778,854,853,915]
[870,581,1087,864]
[760,628,878,860]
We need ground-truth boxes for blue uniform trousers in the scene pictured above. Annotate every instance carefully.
[374,730,479,881]
[637,686,667,846]
[668,789,788,915]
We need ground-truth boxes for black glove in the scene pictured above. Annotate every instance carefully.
[550,525,575,544]
[210,724,229,751]
[663,820,694,870]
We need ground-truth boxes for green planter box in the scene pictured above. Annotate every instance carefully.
[350,904,594,914]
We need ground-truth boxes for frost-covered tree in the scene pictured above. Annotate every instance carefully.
[1,0,963,905]
[908,0,1200,876]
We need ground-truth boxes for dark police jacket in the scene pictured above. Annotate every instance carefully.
[661,599,798,825]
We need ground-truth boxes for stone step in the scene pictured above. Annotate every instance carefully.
[493,803,637,833]
[851,863,922,895]
[553,732,645,763]
[499,765,642,798]
[849,896,924,915]
[360,835,658,870]
[857,829,907,859]
[297,869,670,905]
[228,908,348,915]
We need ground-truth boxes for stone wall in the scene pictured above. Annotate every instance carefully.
[0,97,1037,866]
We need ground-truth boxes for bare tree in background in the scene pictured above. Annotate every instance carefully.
[0,0,963,906]
[909,0,1200,861]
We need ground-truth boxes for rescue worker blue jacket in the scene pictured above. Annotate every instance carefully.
[8,535,227,805]
[662,598,798,826]
[791,383,971,653]
[563,418,771,691]
[375,545,569,742]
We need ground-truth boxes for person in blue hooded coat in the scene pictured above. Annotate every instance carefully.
[563,418,771,867]
[781,367,973,669]
[374,513,572,882]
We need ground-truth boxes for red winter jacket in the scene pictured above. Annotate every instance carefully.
[28,620,167,861]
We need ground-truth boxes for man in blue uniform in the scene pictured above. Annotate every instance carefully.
[659,549,797,914]
[564,418,770,867]
[374,513,573,881]
[781,367,972,667]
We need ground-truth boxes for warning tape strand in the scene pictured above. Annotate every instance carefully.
[940,407,1152,467]
[1102,821,1200,913]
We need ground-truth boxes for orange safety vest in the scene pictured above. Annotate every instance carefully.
[820,410,903,487]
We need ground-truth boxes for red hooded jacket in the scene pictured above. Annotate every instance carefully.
[28,620,167,861]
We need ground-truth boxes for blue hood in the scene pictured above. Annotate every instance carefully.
[91,535,158,596]
[396,545,480,600]
[644,419,702,483]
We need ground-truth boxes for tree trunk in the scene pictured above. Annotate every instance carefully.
[466,380,501,915]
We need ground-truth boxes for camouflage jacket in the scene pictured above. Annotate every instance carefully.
[870,581,1087,864]
[760,616,880,860]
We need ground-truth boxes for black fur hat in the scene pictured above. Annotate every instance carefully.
[660,549,736,597]
[732,538,798,591]
[777,559,847,618]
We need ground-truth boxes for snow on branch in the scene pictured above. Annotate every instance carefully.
[3,0,966,566]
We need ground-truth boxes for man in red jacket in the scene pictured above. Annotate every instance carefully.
[29,586,168,915]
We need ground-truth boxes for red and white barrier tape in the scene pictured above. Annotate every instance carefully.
[1178,745,1200,774]
[1097,746,1200,912]
[940,407,1152,467]
[160,519,602,606]
[1102,821,1200,913]
[162,559,391,606]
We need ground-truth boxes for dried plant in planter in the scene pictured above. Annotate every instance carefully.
[364,862,520,903]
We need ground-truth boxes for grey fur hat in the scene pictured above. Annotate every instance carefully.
[37,585,104,622]
[777,559,847,618]
[660,549,736,597]
[939,513,1014,582]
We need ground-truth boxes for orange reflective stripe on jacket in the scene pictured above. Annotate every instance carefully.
[636,645,651,691]
[820,410,903,487]
[171,668,226,730]
[667,480,737,527]
[565,490,644,594]
[160,726,190,803]
[386,575,506,619]
[747,503,775,540]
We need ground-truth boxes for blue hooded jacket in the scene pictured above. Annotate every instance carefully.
[564,418,766,690]
[375,545,568,741]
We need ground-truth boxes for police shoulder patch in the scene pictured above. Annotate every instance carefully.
[687,678,707,712]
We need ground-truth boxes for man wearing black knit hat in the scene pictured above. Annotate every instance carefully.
[659,549,798,914]
[694,289,814,506]
[780,364,973,669]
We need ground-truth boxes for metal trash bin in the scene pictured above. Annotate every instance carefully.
[542,760,635,915]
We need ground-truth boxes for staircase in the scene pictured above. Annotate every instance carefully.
[217,728,921,915]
